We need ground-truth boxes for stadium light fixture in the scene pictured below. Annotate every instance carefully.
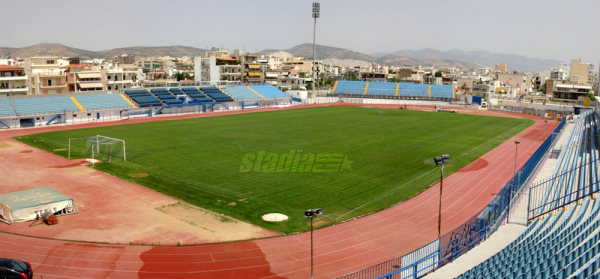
[311,2,320,92]
[305,208,322,279]
[434,154,449,238]
[507,140,521,222]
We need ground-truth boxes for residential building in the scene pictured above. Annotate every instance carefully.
[193,55,241,85]
[0,65,28,96]
[569,59,590,85]
[550,64,569,81]
[551,83,593,100]
[497,72,527,95]
[241,54,263,83]
[112,54,135,65]
[104,66,138,92]
[495,63,507,73]
[25,56,68,94]
[62,64,106,92]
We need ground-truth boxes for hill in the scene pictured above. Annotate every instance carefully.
[374,48,562,73]
[257,43,478,69]
[0,43,207,59]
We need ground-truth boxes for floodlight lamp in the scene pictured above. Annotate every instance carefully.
[312,2,320,18]
[304,208,323,218]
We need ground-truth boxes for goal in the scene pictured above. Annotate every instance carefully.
[68,135,126,162]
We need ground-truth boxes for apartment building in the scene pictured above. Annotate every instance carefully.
[0,65,28,96]
[105,66,138,92]
[241,54,263,83]
[63,64,106,92]
[569,59,592,85]
[25,56,68,94]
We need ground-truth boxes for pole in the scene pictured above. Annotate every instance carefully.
[438,165,443,238]
[312,16,317,93]
[310,217,314,279]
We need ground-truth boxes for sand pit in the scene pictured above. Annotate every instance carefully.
[156,202,276,242]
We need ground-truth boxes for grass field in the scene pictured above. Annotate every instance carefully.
[15,106,533,233]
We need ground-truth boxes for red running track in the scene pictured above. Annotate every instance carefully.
[0,105,557,278]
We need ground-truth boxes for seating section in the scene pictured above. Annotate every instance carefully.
[224,86,262,100]
[430,84,453,98]
[124,89,162,107]
[397,82,429,97]
[150,88,183,105]
[334,81,367,95]
[537,111,599,213]
[11,96,80,115]
[458,198,600,279]
[169,88,185,96]
[200,87,233,102]
[181,87,213,103]
[334,80,454,98]
[458,110,600,279]
[249,85,289,99]
[74,94,133,111]
[0,98,16,117]
[366,81,396,96]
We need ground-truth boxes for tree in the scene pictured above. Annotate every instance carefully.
[173,72,192,81]
[434,71,442,78]
[343,71,358,81]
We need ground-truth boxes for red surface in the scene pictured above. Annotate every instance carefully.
[0,104,557,278]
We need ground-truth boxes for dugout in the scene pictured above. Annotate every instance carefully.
[0,187,74,224]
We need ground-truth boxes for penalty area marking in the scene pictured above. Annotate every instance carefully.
[262,213,289,222]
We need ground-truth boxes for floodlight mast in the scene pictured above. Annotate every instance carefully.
[312,2,319,94]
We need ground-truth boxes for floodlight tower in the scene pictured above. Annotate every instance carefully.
[312,2,320,92]
[434,154,450,238]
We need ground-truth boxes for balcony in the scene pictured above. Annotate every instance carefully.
[0,87,28,94]
[0,75,28,81]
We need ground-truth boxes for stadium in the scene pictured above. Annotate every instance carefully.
[1,75,598,279]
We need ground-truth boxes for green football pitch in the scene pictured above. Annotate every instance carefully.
[15,106,533,233]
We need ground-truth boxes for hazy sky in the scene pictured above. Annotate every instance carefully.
[2,0,598,63]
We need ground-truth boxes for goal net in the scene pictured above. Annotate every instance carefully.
[69,135,126,162]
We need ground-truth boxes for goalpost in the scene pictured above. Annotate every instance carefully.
[68,135,126,162]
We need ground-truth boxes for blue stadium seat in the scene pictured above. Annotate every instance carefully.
[223,86,261,100]
[366,81,397,96]
[199,87,233,102]
[74,93,132,111]
[0,98,16,117]
[11,96,80,115]
[334,81,367,95]
[249,85,289,99]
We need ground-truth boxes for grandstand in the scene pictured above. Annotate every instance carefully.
[222,85,262,100]
[249,85,289,99]
[199,87,234,102]
[124,89,162,107]
[11,96,81,115]
[333,80,367,95]
[0,98,16,117]
[366,81,397,96]
[457,198,600,279]
[181,87,214,103]
[332,80,455,99]
[150,88,184,105]
[413,110,600,279]
[74,93,133,111]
